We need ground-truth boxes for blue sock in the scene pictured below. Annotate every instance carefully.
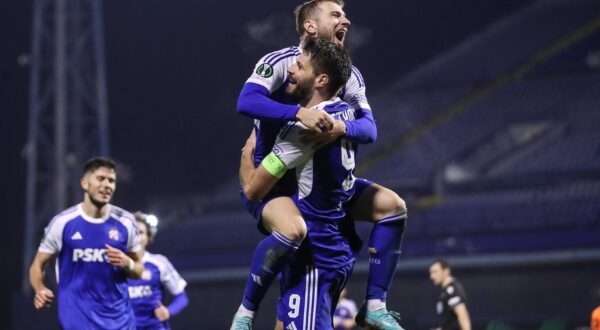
[242,231,300,311]
[366,212,407,302]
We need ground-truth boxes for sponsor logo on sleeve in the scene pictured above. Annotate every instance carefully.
[256,63,274,78]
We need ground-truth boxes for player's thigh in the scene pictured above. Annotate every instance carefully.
[262,196,307,240]
[349,182,406,223]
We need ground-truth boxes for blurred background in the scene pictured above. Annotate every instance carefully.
[1,0,600,329]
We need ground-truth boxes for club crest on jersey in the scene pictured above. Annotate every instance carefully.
[108,228,120,241]
[256,63,273,78]
[142,269,152,280]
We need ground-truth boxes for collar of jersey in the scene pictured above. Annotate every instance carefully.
[312,97,342,110]
[78,203,112,224]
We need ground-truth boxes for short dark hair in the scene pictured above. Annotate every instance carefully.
[303,37,352,97]
[82,157,116,176]
[432,258,451,270]
[294,0,344,35]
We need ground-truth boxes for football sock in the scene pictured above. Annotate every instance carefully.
[366,212,407,302]
[241,231,300,311]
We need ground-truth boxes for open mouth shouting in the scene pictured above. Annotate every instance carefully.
[335,28,347,44]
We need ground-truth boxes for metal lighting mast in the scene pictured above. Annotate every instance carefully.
[22,0,110,292]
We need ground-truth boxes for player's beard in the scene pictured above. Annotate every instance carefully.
[317,29,341,45]
[87,190,111,209]
[288,78,314,106]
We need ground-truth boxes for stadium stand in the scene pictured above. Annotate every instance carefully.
[151,0,600,273]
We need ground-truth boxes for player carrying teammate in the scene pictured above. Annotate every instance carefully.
[239,37,359,330]
[233,1,407,329]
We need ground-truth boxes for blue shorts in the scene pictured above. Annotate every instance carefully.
[277,262,353,330]
[239,178,374,236]
[344,178,373,210]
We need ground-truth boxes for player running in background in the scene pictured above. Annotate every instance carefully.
[128,212,189,330]
[29,157,143,330]
[238,38,359,330]
[234,1,407,329]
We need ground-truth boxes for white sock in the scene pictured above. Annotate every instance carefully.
[366,299,386,312]
[236,304,255,318]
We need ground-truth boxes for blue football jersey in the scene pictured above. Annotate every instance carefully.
[271,98,358,269]
[245,45,371,170]
[38,204,141,330]
[128,252,187,330]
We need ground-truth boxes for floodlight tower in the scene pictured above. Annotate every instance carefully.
[22,0,110,292]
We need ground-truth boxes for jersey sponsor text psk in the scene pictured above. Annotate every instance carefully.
[39,203,140,330]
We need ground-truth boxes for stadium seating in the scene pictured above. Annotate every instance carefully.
[151,0,600,271]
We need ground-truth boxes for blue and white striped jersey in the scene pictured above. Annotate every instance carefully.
[246,45,371,168]
[272,98,358,269]
[38,204,140,330]
[128,252,187,330]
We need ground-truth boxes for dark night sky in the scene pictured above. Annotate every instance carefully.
[0,0,530,326]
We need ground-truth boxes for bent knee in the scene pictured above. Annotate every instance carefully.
[374,192,407,221]
[393,195,407,215]
[277,216,307,242]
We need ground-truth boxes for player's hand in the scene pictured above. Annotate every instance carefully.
[296,107,334,133]
[300,120,347,149]
[104,244,131,269]
[241,128,256,156]
[33,287,54,309]
[154,301,171,321]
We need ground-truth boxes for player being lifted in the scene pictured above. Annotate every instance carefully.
[232,1,407,329]
[29,157,143,330]
[240,37,360,330]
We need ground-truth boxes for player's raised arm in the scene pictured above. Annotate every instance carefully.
[238,83,334,133]
[299,119,347,147]
[339,66,377,144]
[343,107,377,143]
[29,251,55,309]
[237,83,301,121]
